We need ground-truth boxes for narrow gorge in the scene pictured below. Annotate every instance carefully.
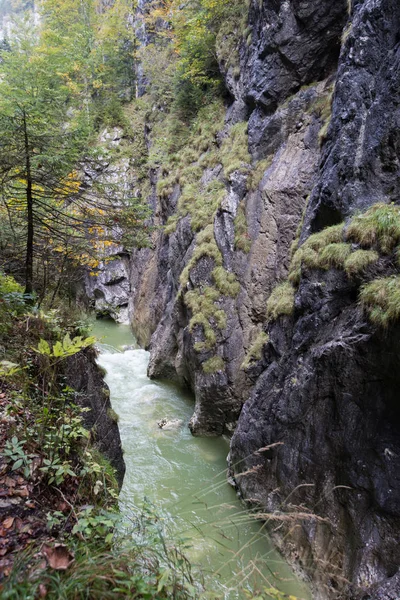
[86,0,400,598]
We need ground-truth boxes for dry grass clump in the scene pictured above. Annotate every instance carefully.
[288,246,321,285]
[247,157,272,191]
[266,282,295,321]
[219,122,251,178]
[359,276,400,328]
[345,203,400,254]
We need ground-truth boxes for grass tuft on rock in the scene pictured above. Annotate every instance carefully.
[234,201,251,253]
[202,355,225,374]
[319,242,351,269]
[219,122,251,178]
[212,266,240,297]
[344,249,379,277]
[345,203,400,253]
[266,282,295,321]
[247,156,272,191]
[359,276,400,327]
[241,331,269,369]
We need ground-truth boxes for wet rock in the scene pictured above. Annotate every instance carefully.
[157,418,184,430]
[64,348,125,488]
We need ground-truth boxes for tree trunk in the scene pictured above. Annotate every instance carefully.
[23,112,34,297]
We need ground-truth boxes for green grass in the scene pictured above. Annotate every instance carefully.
[288,246,321,285]
[345,203,400,253]
[186,287,226,351]
[266,282,295,321]
[319,242,352,269]
[219,122,251,178]
[202,355,225,374]
[288,223,345,284]
[359,276,400,328]
[303,223,345,251]
[212,266,240,297]
[344,249,379,277]
[247,157,272,191]
[241,331,269,369]
[234,201,251,253]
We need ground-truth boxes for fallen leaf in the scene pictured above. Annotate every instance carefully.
[39,584,47,598]
[14,487,29,498]
[0,548,8,556]
[3,517,14,530]
[25,500,35,509]
[41,544,74,570]
[4,477,16,488]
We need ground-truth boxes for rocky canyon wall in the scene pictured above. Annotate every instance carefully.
[86,0,400,597]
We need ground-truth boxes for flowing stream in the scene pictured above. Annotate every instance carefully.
[92,319,310,599]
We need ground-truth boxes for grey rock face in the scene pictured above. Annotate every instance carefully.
[303,0,400,235]
[85,257,131,324]
[107,0,400,594]
[230,0,400,597]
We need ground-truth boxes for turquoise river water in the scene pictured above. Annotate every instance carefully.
[92,319,310,600]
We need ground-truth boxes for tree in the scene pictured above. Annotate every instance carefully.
[0,12,149,299]
[0,23,91,295]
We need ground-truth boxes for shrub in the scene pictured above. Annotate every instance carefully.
[266,283,295,321]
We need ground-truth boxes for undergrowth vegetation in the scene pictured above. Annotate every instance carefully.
[0,272,199,598]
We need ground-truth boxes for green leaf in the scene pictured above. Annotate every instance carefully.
[105,532,113,544]
[157,568,171,592]
[52,341,64,357]
[36,339,51,356]
[12,459,23,470]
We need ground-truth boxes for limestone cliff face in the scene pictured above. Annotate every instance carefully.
[92,0,399,596]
